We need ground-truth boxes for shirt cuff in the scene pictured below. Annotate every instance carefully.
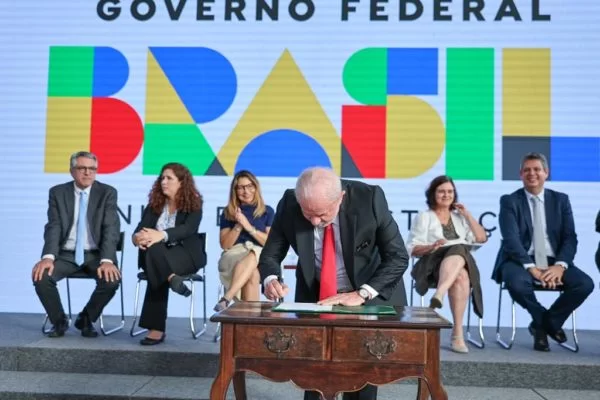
[100,259,113,265]
[264,275,278,287]
[42,254,55,261]
[556,261,568,269]
[523,263,535,269]
[162,231,169,242]
[360,284,378,300]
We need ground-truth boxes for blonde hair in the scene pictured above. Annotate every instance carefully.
[224,170,266,220]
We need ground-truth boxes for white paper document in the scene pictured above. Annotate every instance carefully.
[273,302,333,312]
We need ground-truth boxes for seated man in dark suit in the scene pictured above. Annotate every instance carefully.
[31,151,121,338]
[492,152,593,351]
[259,167,409,400]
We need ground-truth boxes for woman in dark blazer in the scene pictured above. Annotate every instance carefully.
[132,162,204,345]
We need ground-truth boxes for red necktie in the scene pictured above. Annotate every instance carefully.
[319,224,337,300]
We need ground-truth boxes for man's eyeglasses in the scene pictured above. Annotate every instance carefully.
[74,166,98,173]
[236,183,255,192]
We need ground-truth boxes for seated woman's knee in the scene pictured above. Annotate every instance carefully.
[249,268,260,285]
[456,269,470,285]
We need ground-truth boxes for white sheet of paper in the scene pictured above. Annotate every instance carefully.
[274,302,333,312]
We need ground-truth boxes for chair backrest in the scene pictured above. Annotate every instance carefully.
[197,232,207,269]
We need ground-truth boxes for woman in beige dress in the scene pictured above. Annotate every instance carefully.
[214,170,274,311]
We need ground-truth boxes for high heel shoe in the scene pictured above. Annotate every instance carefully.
[213,296,241,312]
[450,336,469,353]
[213,297,231,312]
[429,295,443,309]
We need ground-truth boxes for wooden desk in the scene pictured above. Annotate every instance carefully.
[210,302,452,400]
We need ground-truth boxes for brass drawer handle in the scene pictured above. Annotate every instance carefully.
[364,331,397,360]
[264,328,297,356]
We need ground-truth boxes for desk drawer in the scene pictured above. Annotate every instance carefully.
[235,325,326,360]
[332,327,426,364]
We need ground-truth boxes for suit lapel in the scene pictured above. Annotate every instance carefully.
[86,183,100,243]
[544,190,557,248]
[65,182,75,230]
[295,212,316,287]
[338,198,356,287]
[519,189,533,237]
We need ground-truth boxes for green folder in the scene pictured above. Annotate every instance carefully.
[271,303,397,315]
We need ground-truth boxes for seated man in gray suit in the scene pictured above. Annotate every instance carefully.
[259,167,409,400]
[31,151,121,338]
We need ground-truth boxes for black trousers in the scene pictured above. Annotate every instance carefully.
[139,243,197,332]
[501,258,594,331]
[34,250,120,325]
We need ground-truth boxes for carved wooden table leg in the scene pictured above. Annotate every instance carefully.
[233,371,247,400]
[209,324,235,400]
[422,329,447,400]
[416,378,431,400]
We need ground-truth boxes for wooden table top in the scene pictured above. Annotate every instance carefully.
[211,301,452,329]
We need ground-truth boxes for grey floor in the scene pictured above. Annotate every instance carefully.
[1,312,600,399]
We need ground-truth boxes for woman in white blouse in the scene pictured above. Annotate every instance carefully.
[407,175,487,353]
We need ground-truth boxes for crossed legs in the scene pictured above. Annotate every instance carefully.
[432,255,470,349]
[216,252,260,311]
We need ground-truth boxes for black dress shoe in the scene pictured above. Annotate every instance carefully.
[48,315,69,338]
[140,333,166,346]
[74,312,98,338]
[528,323,550,352]
[547,328,567,344]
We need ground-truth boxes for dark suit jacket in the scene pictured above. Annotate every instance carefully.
[595,211,600,271]
[259,180,409,305]
[134,206,205,270]
[42,181,120,264]
[492,188,578,283]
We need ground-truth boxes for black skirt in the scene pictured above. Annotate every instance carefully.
[411,244,483,318]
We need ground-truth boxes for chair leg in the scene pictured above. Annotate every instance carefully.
[130,279,148,337]
[466,294,485,349]
[100,279,125,336]
[410,279,414,306]
[559,311,579,353]
[42,315,52,334]
[189,278,206,339]
[495,286,516,349]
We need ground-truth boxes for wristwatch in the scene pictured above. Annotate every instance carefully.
[357,288,370,302]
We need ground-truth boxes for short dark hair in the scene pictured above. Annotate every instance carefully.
[425,175,458,209]
[520,152,549,171]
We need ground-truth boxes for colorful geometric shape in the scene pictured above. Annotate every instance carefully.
[149,47,236,123]
[92,47,129,97]
[343,48,387,105]
[218,49,339,175]
[145,50,194,124]
[143,124,215,176]
[551,137,600,182]
[90,98,144,174]
[446,48,494,180]
[47,47,94,97]
[386,96,445,178]
[341,105,386,178]
[235,130,331,176]
[502,136,551,180]
[503,49,550,137]
[45,97,92,172]
[387,48,438,95]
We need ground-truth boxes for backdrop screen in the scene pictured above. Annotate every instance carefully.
[0,1,598,328]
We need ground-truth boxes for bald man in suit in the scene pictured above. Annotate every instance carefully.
[259,167,409,400]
